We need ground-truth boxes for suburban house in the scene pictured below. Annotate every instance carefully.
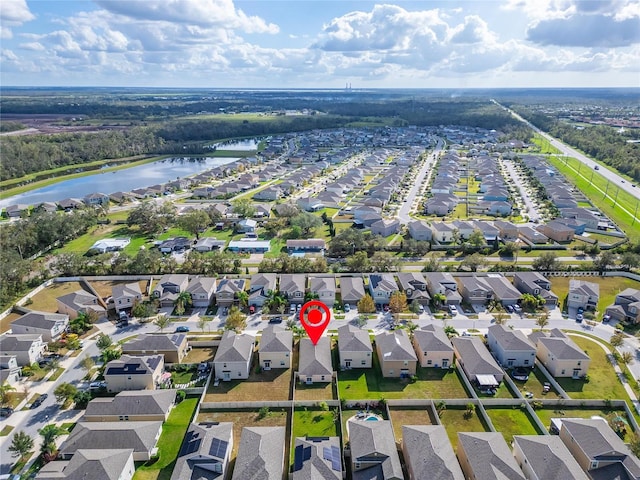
[158,237,191,253]
[104,355,165,393]
[88,238,131,254]
[483,276,522,306]
[425,272,462,306]
[258,325,292,370]
[412,325,454,369]
[111,282,143,313]
[339,276,366,307]
[231,427,285,480]
[529,329,590,378]
[214,330,254,381]
[83,390,175,422]
[368,273,398,307]
[280,274,307,305]
[605,288,640,324]
[56,290,106,319]
[457,432,525,480]
[402,425,464,480]
[248,273,277,309]
[297,337,333,384]
[397,273,431,306]
[152,274,190,308]
[349,421,403,480]
[170,422,233,480]
[337,324,373,369]
[185,276,217,308]
[370,218,401,237]
[538,220,575,243]
[59,421,163,462]
[0,354,21,386]
[287,239,326,255]
[215,278,246,307]
[236,218,257,233]
[512,435,589,480]
[122,333,189,364]
[0,334,46,366]
[10,310,69,342]
[494,220,519,241]
[253,185,283,201]
[84,192,110,207]
[567,279,600,311]
[458,276,493,307]
[36,448,135,480]
[513,272,559,307]
[193,237,226,252]
[227,240,270,253]
[375,330,418,378]
[292,436,342,480]
[558,418,640,479]
[430,222,455,243]
[487,324,536,368]
[308,276,336,307]
[451,336,504,388]
[407,220,433,241]
[519,226,548,244]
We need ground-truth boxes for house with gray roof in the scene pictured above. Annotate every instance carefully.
[292,436,342,480]
[457,432,525,480]
[375,330,418,378]
[430,221,455,242]
[568,279,599,311]
[368,274,398,307]
[370,218,400,237]
[297,337,333,384]
[513,272,558,307]
[104,355,165,393]
[512,435,589,480]
[407,220,433,241]
[231,426,285,480]
[259,325,292,370]
[36,449,135,480]
[458,276,493,306]
[451,336,504,387]
[56,290,106,320]
[186,276,217,308]
[487,324,536,368]
[215,278,246,308]
[248,273,277,309]
[193,237,226,252]
[11,310,69,342]
[152,274,190,308]
[412,325,454,369]
[83,389,175,422]
[0,334,45,366]
[111,282,143,313]
[529,329,590,378]
[122,333,189,364]
[402,425,464,480]
[425,272,462,306]
[337,324,373,369]
[280,274,307,305]
[214,330,254,381]
[170,422,233,480]
[60,421,163,461]
[483,275,522,306]
[558,418,640,480]
[349,420,403,480]
[605,287,640,324]
[397,273,430,306]
[339,276,366,307]
[309,276,336,307]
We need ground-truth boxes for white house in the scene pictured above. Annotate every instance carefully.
[258,325,292,370]
[214,331,255,381]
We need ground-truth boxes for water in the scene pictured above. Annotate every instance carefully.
[0,156,239,209]
[208,138,259,151]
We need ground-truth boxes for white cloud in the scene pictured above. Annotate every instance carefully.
[0,0,35,39]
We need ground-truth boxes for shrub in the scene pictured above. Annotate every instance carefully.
[175,390,186,403]
[258,406,270,419]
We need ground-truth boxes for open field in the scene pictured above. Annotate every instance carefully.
[204,363,291,402]
[484,406,542,443]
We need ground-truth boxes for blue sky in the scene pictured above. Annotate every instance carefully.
[1,0,639,88]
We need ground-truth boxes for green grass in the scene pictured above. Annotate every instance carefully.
[484,406,541,443]
[549,276,640,315]
[171,370,197,385]
[47,367,65,381]
[438,406,489,449]
[133,397,198,480]
[292,408,338,438]
[534,407,634,437]
[0,425,14,436]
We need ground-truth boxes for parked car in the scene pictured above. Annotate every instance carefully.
[418,304,424,314]
[344,304,351,313]
[269,317,283,324]
[506,305,514,313]
[30,393,48,409]
[513,304,522,314]
[89,381,107,390]
[511,367,530,381]
[0,407,14,417]
[249,305,256,314]
[577,307,584,314]
[175,326,190,333]
[576,313,584,323]
[290,304,296,314]
[603,314,611,323]
[542,382,551,394]
[449,305,458,316]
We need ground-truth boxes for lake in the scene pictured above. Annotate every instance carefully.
[0,156,239,209]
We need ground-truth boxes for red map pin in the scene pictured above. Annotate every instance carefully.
[299,300,331,345]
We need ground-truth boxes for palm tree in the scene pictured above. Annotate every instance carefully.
[236,290,249,312]
[39,424,63,462]
[0,383,16,408]
[174,291,193,316]
[266,290,285,313]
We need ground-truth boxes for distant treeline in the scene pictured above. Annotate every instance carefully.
[514,108,640,182]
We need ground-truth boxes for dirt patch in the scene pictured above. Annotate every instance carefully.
[0,114,129,137]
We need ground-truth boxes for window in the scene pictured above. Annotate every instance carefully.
[577,361,581,366]
[427,360,432,365]
[561,369,565,375]
[321,376,325,381]
[361,360,366,365]
[403,361,408,366]
[280,361,285,366]
[590,461,599,469]
[524,360,529,365]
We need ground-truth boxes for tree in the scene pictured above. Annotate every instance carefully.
[389,291,408,315]
[68,311,94,334]
[39,424,63,462]
[178,210,210,239]
[532,252,560,271]
[54,382,78,404]
[630,433,640,458]
[620,351,634,367]
[290,212,322,237]
[154,315,171,332]
[536,313,550,330]
[494,312,509,325]
[620,252,640,270]
[80,355,95,377]
[500,241,520,259]
[96,333,113,351]
[225,306,246,332]
[174,291,193,316]
[460,253,486,272]
[232,198,255,218]
[431,293,447,309]
[100,347,121,364]
[610,332,625,348]
[346,251,370,272]
[409,300,421,315]
[8,431,33,459]
[521,293,545,311]
[197,316,208,333]
[467,229,485,248]
[357,294,376,314]
[593,251,616,272]
[370,251,400,272]
[236,290,249,311]
[73,390,92,409]
[444,325,459,337]
[0,383,16,408]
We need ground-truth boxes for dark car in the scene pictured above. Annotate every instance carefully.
[175,326,190,333]
[268,317,283,324]
[30,393,48,409]
[0,407,14,417]
[511,367,530,381]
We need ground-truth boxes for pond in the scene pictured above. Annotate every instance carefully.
[207,138,260,151]
[0,156,239,209]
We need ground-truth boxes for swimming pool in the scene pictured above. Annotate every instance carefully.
[365,415,380,421]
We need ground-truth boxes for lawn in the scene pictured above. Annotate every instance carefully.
[170,369,199,385]
[554,335,629,401]
[474,381,517,399]
[338,353,468,400]
[56,224,148,255]
[204,364,292,402]
[0,425,14,437]
[133,397,198,480]
[89,279,149,300]
[484,407,542,444]
[534,407,634,438]
[388,407,436,443]
[292,407,339,439]
[1,312,21,334]
[510,366,562,399]
[340,408,388,442]
[438,405,490,450]
[197,408,288,460]
[295,381,336,401]
[550,276,640,315]
[25,281,84,312]
[181,347,217,364]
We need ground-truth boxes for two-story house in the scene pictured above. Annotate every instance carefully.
[308,276,336,307]
[258,325,292,370]
[397,273,430,306]
[339,276,366,308]
[215,278,246,308]
[112,282,143,313]
[122,333,189,364]
[337,324,373,369]
[412,325,454,369]
[375,330,418,378]
[152,274,190,308]
[605,288,640,324]
[214,330,255,381]
[249,273,277,309]
[567,280,599,311]
[56,290,106,320]
[529,329,590,378]
[487,324,536,369]
[513,272,558,307]
[368,274,398,308]
[11,310,69,342]
[104,355,165,392]
[0,334,46,366]
[458,276,493,307]
[349,421,403,480]
[186,276,217,308]
[425,272,462,306]
[279,274,307,305]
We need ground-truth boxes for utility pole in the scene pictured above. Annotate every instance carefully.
[604,179,610,198]
[633,202,639,226]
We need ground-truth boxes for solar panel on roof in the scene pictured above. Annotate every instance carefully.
[323,446,341,472]
[303,446,311,461]
[209,438,228,459]
[293,444,304,471]
[179,431,202,457]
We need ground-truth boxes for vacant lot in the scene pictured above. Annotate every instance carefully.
[205,365,291,402]
[485,407,542,444]
[388,407,436,443]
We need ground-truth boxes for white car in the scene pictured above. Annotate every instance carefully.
[449,305,458,316]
